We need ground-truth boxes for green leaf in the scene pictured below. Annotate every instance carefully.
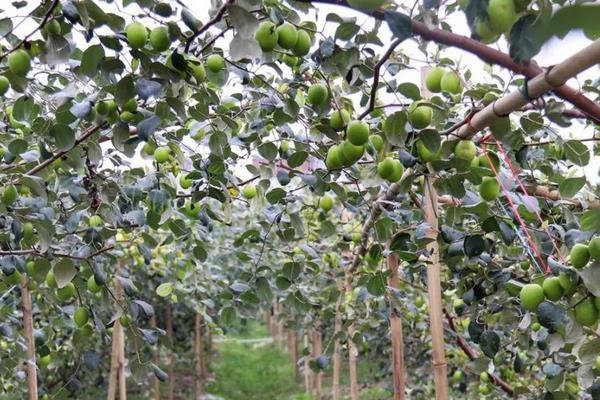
[559,177,586,198]
[50,124,75,151]
[258,142,278,161]
[13,96,36,122]
[282,262,302,281]
[156,282,173,297]
[564,140,590,166]
[220,306,237,325]
[115,75,135,107]
[383,111,407,145]
[53,258,76,288]
[509,15,542,63]
[287,151,308,168]
[335,22,360,41]
[479,330,500,358]
[536,301,564,333]
[80,45,105,77]
[366,272,386,296]
[397,82,420,101]
[419,129,441,153]
[580,209,600,232]
[384,10,412,41]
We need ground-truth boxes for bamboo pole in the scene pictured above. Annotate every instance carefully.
[456,39,600,138]
[288,330,299,378]
[388,254,406,400]
[107,274,125,400]
[118,323,126,400]
[345,277,359,400]
[423,174,448,399]
[304,333,313,396]
[194,314,203,400]
[277,302,285,350]
[166,305,174,400]
[331,282,343,400]
[313,322,322,400]
[151,315,160,400]
[21,277,38,400]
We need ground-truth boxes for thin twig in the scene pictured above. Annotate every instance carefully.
[184,0,234,53]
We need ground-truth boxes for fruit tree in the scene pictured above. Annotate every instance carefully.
[0,0,599,399]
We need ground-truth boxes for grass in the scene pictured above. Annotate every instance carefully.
[206,340,300,400]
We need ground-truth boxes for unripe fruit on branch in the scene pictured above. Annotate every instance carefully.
[255,21,278,52]
[346,120,369,146]
[479,177,500,201]
[150,26,170,52]
[570,244,590,269]
[440,70,462,94]
[454,140,477,161]
[125,22,147,49]
[206,54,225,73]
[330,109,350,131]
[519,283,544,311]
[307,83,328,106]
[425,67,445,93]
[276,23,298,49]
[408,104,432,129]
[242,185,257,199]
[319,195,334,212]
[292,30,312,57]
[7,49,31,76]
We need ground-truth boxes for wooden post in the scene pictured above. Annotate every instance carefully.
[270,301,277,339]
[331,281,343,400]
[277,302,285,349]
[151,315,160,400]
[423,174,448,399]
[313,323,322,400]
[21,278,38,400]
[118,324,126,400]
[288,329,299,378]
[166,305,174,400]
[107,274,126,400]
[194,314,203,400]
[304,333,313,396]
[345,276,359,400]
[388,254,406,400]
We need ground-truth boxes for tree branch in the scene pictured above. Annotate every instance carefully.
[184,0,234,53]
[298,0,600,125]
[445,313,514,396]
[25,123,103,176]
[358,39,404,120]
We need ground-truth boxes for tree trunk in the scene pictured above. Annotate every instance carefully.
[331,283,343,400]
[194,314,203,400]
[270,302,277,339]
[313,323,322,400]
[118,324,126,400]
[151,315,160,400]
[388,254,406,400]
[423,174,448,400]
[21,278,38,400]
[166,305,174,400]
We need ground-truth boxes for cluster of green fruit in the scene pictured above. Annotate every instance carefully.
[568,237,600,269]
[425,67,463,95]
[125,22,172,52]
[460,0,527,44]
[520,271,600,327]
[255,21,312,66]
[325,119,385,171]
